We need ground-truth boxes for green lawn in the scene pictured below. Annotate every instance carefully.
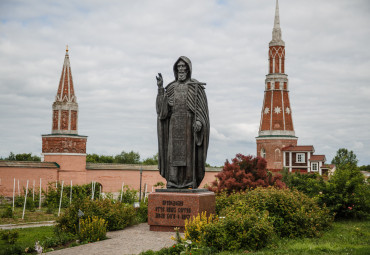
[218,220,370,255]
[0,226,54,254]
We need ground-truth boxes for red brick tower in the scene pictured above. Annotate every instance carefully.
[256,0,298,170]
[42,47,87,180]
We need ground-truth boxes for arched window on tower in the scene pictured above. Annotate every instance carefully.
[261,148,266,158]
[274,148,281,162]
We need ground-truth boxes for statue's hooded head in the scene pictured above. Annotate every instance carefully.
[173,56,192,82]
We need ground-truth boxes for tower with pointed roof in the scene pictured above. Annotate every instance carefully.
[42,48,87,174]
[256,0,298,170]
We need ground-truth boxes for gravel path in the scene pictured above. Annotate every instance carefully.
[47,223,177,255]
[0,221,55,230]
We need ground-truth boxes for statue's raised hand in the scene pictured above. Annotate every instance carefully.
[156,73,163,88]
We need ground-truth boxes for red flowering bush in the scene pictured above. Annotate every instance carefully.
[209,153,285,194]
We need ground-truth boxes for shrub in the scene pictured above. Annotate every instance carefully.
[45,182,101,209]
[216,187,333,238]
[14,196,24,207]
[119,185,138,204]
[184,212,218,244]
[0,245,23,255]
[56,197,136,233]
[79,216,107,242]
[281,168,326,197]
[0,229,19,244]
[184,210,273,251]
[135,201,148,223]
[209,153,285,194]
[317,163,370,219]
[1,206,14,218]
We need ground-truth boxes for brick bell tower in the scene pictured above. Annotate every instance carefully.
[42,47,87,181]
[256,0,298,170]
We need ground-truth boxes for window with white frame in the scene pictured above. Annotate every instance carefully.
[296,153,305,163]
[261,148,266,158]
[312,163,318,171]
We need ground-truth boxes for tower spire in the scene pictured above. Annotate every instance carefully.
[52,48,78,134]
[42,48,87,156]
[270,0,285,46]
[256,0,297,170]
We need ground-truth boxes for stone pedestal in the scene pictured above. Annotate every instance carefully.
[148,189,215,232]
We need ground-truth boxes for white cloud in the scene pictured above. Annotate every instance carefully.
[0,0,369,166]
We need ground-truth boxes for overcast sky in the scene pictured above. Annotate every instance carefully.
[0,0,369,167]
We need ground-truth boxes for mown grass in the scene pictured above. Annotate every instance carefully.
[0,226,54,253]
[0,207,60,225]
[218,219,370,255]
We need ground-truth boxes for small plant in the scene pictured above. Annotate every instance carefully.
[79,216,107,242]
[0,229,19,244]
[46,205,54,214]
[184,212,217,244]
[153,181,165,189]
[135,201,148,223]
[119,185,138,204]
[1,206,14,218]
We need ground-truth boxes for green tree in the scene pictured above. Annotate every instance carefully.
[331,148,358,169]
[86,154,114,163]
[142,153,158,165]
[114,150,141,164]
[359,165,370,172]
[318,163,370,219]
[2,152,41,161]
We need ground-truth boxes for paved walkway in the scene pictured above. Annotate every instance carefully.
[48,223,177,255]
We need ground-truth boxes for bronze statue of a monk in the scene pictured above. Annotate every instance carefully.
[156,56,209,189]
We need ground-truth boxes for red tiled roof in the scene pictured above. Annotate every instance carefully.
[282,145,314,152]
[321,164,335,169]
[310,155,326,161]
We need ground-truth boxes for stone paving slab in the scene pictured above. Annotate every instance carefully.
[47,223,177,255]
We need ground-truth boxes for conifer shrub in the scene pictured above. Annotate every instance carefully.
[56,197,136,233]
[209,153,285,194]
[79,216,107,242]
[217,187,333,238]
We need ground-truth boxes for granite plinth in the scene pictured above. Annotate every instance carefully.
[148,191,215,232]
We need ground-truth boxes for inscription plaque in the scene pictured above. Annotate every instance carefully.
[148,191,215,232]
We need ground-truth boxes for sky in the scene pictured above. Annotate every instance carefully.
[0,0,369,167]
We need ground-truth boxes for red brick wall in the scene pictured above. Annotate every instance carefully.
[0,167,58,197]
[42,136,86,153]
[52,110,59,130]
[71,111,77,130]
[257,138,297,170]
[0,164,220,196]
